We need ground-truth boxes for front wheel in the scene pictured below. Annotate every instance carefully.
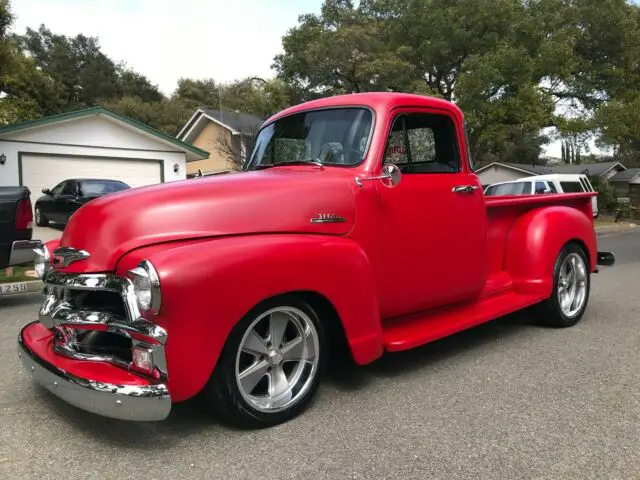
[534,243,591,327]
[204,296,326,428]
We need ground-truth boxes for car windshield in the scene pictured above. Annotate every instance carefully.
[485,181,530,195]
[79,180,129,196]
[244,107,373,170]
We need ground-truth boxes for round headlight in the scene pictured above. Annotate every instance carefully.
[34,245,49,279]
[129,260,161,315]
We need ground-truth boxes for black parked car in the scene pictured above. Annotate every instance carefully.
[35,178,130,226]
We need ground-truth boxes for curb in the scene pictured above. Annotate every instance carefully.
[595,223,637,236]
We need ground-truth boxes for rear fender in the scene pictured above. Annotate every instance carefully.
[504,206,597,297]
[117,234,383,402]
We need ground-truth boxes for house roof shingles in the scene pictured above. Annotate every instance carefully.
[490,161,624,177]
[201,109,264,134]
[610,167,640,182]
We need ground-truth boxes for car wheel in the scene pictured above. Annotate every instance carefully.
[534,243,591,328]
[204,295,326,428]
[35,207,49,227]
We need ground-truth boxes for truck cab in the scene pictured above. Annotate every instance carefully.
[15,93,615,429]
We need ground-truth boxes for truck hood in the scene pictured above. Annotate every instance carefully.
[57,168,356,272]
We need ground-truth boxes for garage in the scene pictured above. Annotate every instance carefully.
[0,107,210,213]
[21,154,163,202]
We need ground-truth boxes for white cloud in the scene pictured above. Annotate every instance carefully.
[10,0,322,96]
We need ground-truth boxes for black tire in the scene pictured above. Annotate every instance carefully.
[533,243,591,328]
[35,207,49,227]
[204,295,327,429]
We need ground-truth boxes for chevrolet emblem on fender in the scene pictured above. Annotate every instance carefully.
[52,247,91,267]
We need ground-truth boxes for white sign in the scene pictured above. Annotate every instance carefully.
[0,282,28,295]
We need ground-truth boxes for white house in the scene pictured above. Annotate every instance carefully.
[0,107,209,210]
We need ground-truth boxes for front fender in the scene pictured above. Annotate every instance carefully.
[505,206,597,297]
[117,234,383,402]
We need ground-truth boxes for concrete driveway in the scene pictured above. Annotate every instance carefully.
[33,225,64,242]
[1,231,639,479]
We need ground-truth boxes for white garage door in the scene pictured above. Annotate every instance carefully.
[22,154,162,210]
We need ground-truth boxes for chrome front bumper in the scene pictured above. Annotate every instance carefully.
[9,240,42,266]
[18,323,170,421]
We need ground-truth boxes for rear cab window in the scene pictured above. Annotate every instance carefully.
[559,181,585,193]
[485,181,531,195]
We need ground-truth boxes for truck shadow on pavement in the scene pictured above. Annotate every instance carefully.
[326,311,533,390]
[30,310,538,447]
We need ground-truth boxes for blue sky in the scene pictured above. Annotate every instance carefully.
[11,0,323,96]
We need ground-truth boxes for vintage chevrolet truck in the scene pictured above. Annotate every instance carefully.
[15,92,616,428]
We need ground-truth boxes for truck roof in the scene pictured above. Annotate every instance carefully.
[264,92,464,126]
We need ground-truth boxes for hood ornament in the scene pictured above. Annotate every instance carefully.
[53,247,91,267]
[310,213,346,224]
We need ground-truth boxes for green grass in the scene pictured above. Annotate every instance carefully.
[0,265,36,284]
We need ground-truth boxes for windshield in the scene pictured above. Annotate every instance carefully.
[79,180,129,196]
[244,107,373,170]
[485,181,530,196]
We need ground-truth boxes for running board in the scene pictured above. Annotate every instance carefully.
[382,291,543,352]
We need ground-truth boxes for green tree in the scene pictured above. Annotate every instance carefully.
[102,96,192,136]
[173,77,292,118]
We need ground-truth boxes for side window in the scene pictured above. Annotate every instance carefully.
[59,181,76,196]
[547,182,558,193]
[383,113,461,173]
[50,182,66,195]
[560,181,584,193]
[534,181,547,194]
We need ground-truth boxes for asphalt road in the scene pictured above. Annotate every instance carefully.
[1,231,638,480]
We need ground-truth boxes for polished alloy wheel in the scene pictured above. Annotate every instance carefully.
[557,252,588,318]
[235,306,320,413]
[35,209,41,224]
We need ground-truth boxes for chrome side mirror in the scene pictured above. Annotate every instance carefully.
[355,164,401,188]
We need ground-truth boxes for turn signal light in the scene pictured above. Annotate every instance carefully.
[132,347,154,375]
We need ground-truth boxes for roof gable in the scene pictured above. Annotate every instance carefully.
[177,108,264,143]
[0,107,209,160]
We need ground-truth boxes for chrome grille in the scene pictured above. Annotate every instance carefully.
[38,270,168,380]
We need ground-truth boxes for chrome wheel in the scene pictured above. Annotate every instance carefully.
[235,306,320,413]
[35,208,41,224]
[557,252,588,318]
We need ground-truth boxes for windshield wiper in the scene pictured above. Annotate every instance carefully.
[255,159,325,169]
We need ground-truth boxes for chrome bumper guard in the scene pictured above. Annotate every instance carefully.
[18,269,171,421]
[9,240,42,266]
[18,324,171,422]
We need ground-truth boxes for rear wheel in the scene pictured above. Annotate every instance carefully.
[35,207,49,227]
[204,296,326,428]
[534,243,590,327]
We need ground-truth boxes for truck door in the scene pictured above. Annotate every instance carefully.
[375,108,488,319]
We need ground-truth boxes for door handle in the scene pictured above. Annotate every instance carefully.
[452,185,479,194]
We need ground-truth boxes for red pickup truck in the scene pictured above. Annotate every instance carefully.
[16,92,615,428]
